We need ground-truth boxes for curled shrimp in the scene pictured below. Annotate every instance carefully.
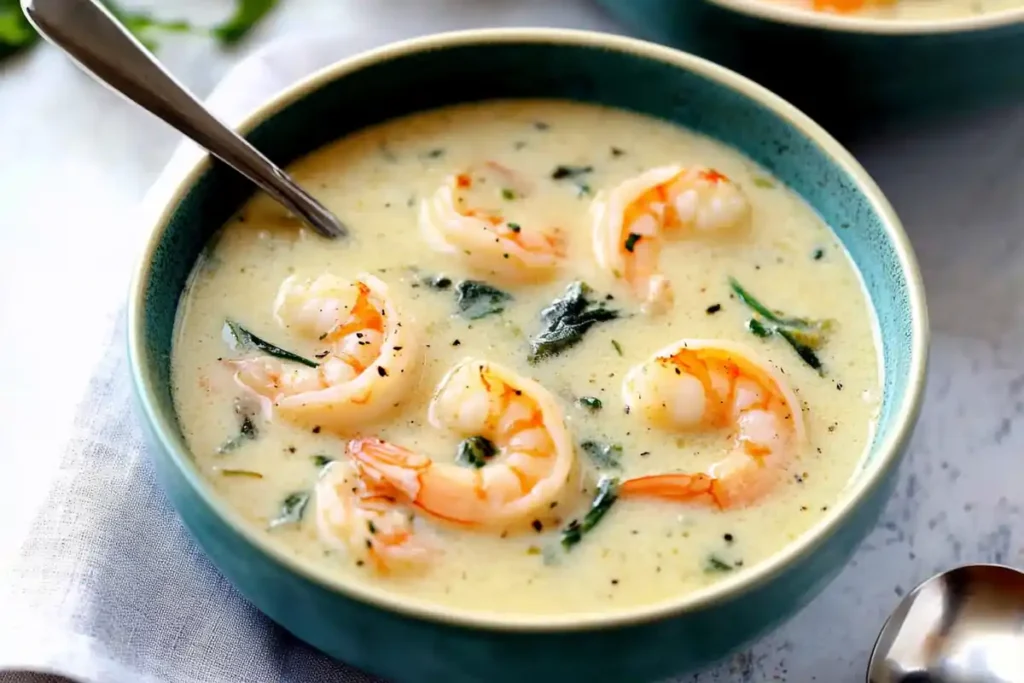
[591,165,750,314]
[620,339,805,509]
[229,273,420,434]
[316,460,434,574]
[346,358,575,529]
[419,164,565,283]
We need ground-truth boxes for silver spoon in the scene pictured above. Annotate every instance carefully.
[21,0,346,239]
[868,564,1024,683]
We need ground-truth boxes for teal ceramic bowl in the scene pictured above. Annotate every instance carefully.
[128,29,929,683]
[596,0,1024,135]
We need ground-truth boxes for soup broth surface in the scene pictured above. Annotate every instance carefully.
[173,99,881,616]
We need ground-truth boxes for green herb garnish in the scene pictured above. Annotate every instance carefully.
[611,340,624,356]
[423,274,452,290]
[624,233,642,253]
[528,281,619,362]
[561,476,619,550]
[0,0,38,57]
[454,280,513,320]
[551,165,593,180]
[312,455,334,469]
[270,492,310,528]
[216,414,258,454]
[212,0,278,44]
[729,277,832,374]
[705,555,735,573]
[580,441,622,469]
[223,320,317,368]
[577,396,603,412]
[456,436,497,468]
[219,469,263,479]
[752,177,775,189]
[501,188,516,200]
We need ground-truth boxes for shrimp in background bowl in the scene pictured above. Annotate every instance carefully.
[228,273,421,434]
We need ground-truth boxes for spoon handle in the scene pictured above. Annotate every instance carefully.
[21,0,345,239]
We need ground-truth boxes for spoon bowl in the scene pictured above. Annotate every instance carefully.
[868,564,1024,683]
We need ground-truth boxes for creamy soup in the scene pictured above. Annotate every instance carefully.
[172,100,881,616]
[770,0,1021,18]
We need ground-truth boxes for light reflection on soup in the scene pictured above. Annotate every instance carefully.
[172,100,881,616]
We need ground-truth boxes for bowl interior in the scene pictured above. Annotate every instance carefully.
[133,30,925,624]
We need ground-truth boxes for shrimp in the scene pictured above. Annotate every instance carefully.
[229,273,420,434]
[591,165,750,314]
[620,339,805,509]
[315,460,434,574]
[346,358,575,529]
[419,165,565,283]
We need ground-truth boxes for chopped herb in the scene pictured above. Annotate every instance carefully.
[501,188,516,200]
[561,476,619,550]
[424,148,445,159]
[624,233,641,253]
[211,0,278,45]
[219,469,263,479]
[551,165,594,197]
[577,396,603,411]
[454,280,513,320]
[611,340,624,356]
[812,248,825,260]
[423,274,452,290]
[528,282,620,362]
[551,165,593,180]
[580,440,623,469]
[705,555,735,573]
[746,318,772,338]
[534,121,550,130]
[223,320,317,368]
[312,455,334,469]
[729,277,832,374]
[706,303,722,315]
[610,146,625,157]
[270,492,310,528]
[752,177,776,189]
[216,413,258,454]
[507,222,522,233]
[456,436,497,468]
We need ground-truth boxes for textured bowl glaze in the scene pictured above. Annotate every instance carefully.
[128,29,929,683]
[596,0,1024,136]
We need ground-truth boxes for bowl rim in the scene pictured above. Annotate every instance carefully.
[707,0,1024,35]
[127,27,929,632]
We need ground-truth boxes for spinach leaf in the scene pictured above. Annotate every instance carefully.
[223,320,318,368]
[529,282,619,362]
[561,476,619,550]
[729,277,831,374]
[456,436,497,468]
[270,492,310,528]
[580,440,622,469]
[455,280,512,320]
[211,0,278,45]
[577,396,603,412]
[216,414,258,454]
